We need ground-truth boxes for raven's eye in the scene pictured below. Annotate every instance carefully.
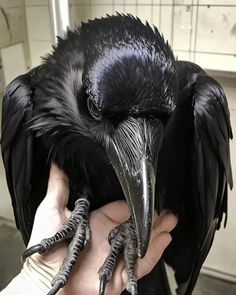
[87,98,101,120]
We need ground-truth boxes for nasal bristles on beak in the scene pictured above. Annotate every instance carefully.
[105,117,163,257]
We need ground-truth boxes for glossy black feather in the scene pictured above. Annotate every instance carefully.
[1,70,50,244]
[1,15,232,294]
[161,61,232,294]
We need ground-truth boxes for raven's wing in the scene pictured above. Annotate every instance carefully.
[186,67,232,293]
[1,71,49,244]
[170,62,233,294]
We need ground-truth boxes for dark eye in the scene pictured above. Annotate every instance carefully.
[87,98,102,120]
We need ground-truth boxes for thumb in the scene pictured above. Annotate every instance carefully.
[43,163,70,209]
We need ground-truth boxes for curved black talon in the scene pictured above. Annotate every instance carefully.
[21,196,91,295]
[126,281,138,295]
[99,274,108,295]
[99,217,138,295]
[47,280,63,295]
[21,244,45,263]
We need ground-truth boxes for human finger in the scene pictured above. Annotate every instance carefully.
[135,211,176,279]
[136,232,172,278]
[153,211,178,234]
[119,231,172,287]
[119,212,177,288]
[98,200,130,223]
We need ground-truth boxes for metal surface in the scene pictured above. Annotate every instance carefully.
[49,0,69,44]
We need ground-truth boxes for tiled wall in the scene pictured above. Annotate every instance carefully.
[25,0,52,67]
[1,1,233,72]
[70,0,236,72]
[0,0,28,49]
[0,0,28,91]
[0,0,28,221]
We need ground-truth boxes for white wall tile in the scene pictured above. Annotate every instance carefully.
[70,0,88,4]
[137,0,152,4]
[29,41,52,67]
[0,6,27,48]
[1,43,27,86]
[153,0,199,5]
[123,0,136,4]
[152,6,161,29]
[153,0,172,4]
[124,5,137,16]
[159,6,172,44]
[0,0,24,7]
[26,6,52,41]
[196,6,236,55]
[91,0,113,4]
[174,0,198,4]
[137,5,152,24]
[174,49,190,61]
[70,5,91,26]
[173,5,196,51]
[114,0,125,4]
[90,5,113,19]
[194,52,236,72]
[25,0,49,6]
[189,2,198,54]
[199,0,236,5]
[114,5,125,14]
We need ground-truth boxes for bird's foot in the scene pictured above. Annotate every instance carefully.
[22,196,91,295]
[99,217,138,295]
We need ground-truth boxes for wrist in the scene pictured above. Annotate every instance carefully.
[0,259,52,295]
[0,256,56,294]
[22,256,55,293]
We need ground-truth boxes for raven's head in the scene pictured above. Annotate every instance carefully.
[79,16,177,257]
[36,15,177,257]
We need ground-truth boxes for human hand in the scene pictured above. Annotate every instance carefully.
[26,164,177,295]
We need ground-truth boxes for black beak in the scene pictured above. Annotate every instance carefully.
[106,117,163,257]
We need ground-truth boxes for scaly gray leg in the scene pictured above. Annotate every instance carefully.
[98,217,138,295]
[22,196,91,295]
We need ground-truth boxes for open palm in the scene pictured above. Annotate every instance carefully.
[26,164,177,295]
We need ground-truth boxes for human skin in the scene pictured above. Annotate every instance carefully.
[25,164,178,295]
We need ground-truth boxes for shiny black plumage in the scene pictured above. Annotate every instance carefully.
[1,15,232,294]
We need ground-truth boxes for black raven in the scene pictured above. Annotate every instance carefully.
[1,15,233,295]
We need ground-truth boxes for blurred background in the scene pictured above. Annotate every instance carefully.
[0,0,235,294]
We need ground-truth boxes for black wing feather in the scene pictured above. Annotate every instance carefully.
[1,72,47,244]
[193,74,233,227]
[175,62,232,294]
